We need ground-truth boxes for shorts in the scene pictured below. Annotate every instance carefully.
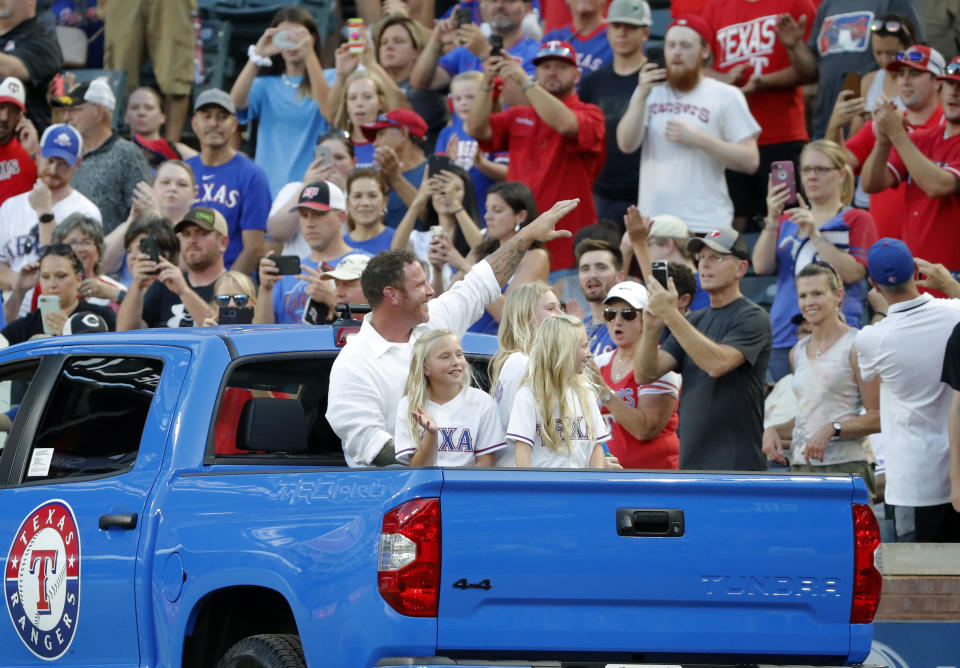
[790,460,876,502]
[726,140,805,225]
[104,0,196,95]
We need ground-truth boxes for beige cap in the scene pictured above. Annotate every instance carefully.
[649,214,690,240]
[320,253,371,281]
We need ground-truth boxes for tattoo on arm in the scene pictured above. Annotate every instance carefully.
[485,234,530,287]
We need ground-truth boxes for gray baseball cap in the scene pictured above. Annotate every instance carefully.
[606,0,652,26]
[687,228,751,261]
[194,88,236,115]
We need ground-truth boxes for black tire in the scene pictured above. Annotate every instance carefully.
[216,633,306,668]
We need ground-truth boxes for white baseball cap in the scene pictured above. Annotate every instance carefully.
[603,281,649,309]
[0,77,26,111]
[84,77,116,112]
[321,254,371,281]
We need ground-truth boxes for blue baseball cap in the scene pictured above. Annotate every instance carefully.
[39,123,83,167]
[868,238,915,285]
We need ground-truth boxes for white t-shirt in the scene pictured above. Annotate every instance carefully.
[492,351,529,466]
[268,181,311,259]
[0,188,102,315]
[506,385,611,468]
[394,386,505,466]
[855,294,960,506]
[638,78,760,233]
[327,260,501,467]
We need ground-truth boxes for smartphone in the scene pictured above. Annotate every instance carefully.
[770,160,798,206]
[272,30,298,50]
[646,46,665,70]
[428,154,452,175]
[455,7,471,27]
[346,18,364,55]
[302,297,329,325]
[841,72,861,97]
[489,34,503,57]
[218,306,254,325]
[272,255,301,275]
[651,260,669,289]
[430,225,444,240]
[139,236,159,263]
[314,143,332,167]
[38,295,61,336]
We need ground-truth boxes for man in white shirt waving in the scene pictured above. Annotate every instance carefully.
[327,198,579,467]
[616,15,760,233]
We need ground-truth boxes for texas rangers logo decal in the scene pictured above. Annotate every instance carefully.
[5,500,81,660]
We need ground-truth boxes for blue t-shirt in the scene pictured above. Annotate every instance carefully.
[690,274,710,312]
[385,161,428,229]
[434,117,507,218]
[237,74,331,198]
[186,153,271,269]
[271,250,369,324]
[346,227,394,256]
[584,312,615,357]
[355,141,375,169]
[543,24,613,76]
[769,207,873,349]
[439,38,540,77]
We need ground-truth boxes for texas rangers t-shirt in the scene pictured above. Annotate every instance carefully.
[703,0,816,146]
[186,153,271,268]
[543,24,613,76]
[506,385,610,468]
[394,386,506,466]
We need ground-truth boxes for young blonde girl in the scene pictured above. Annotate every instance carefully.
[394,329,505,466]
[506,314,612,468]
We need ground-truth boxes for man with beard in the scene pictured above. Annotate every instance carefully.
[254,181,367,324]
[0,0,62,131]
[467,40,605,271]
[617,15,761,235]
[0,77,35,206]
[411,0,540,95]
[861,55,960,286]
[185,89,270,275]
[576,238,625,356]
[0,124,100,314]
[117,206,227,330]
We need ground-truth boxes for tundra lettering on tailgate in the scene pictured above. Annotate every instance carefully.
[699,575,842,597]
[5,500,81,660]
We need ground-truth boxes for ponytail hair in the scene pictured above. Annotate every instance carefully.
[489,281,557,391]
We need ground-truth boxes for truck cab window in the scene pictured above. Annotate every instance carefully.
[23,357,163,482]
[212,356,344,465]
[0,361,40,454]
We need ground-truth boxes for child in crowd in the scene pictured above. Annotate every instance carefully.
[395,329,505,466]
[507,314,612,468]
[435,70,507,215]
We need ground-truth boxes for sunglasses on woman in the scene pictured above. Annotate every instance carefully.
[603,307,639,322]
[215,294,250,307]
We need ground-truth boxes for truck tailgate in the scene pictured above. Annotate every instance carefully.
[437,470,860,663]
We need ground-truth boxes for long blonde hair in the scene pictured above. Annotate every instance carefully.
[403,329,473,445]
[802,139,855,206]
[522,314,598,454]
[333,70,390,134]
[489,281,557,391]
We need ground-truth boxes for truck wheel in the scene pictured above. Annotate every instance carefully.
[216,634,306,668]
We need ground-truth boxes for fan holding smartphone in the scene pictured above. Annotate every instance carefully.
[752,140,878,382]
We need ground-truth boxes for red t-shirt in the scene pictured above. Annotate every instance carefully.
[886,122,960,272]
[598,356,680,470]
[669,0,710,18]
[479,93,605,270]
[703,0,816,146]
[846,106,944,239]
[0,137,36,206]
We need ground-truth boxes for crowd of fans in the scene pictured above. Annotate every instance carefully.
[1,0,960,542]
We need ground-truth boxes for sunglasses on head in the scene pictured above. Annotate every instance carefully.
[215,294,250,307]
[603,307,639,322]
[870,20,907,35]
[896,49,925,63]
[945,62,960,76]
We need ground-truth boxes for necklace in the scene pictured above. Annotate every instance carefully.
[281,74,299,89]
[611,351,634,382]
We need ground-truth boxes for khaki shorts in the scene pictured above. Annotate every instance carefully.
[790,460,877,502]
[104,0,197,95]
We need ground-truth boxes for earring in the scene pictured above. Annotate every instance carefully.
[514,222,521,233]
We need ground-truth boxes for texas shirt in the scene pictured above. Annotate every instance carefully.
[186,153,271,269]
[479,93,605,270]
[703,0,816,145]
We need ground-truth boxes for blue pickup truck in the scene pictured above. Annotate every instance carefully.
[0,326,882,667]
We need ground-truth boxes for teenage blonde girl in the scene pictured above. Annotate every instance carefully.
[506,314,612,468]
[394,329,505,466]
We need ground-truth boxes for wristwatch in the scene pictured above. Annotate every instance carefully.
[521,75,538,92]
[38,213,55,223]
[832,422,842,438]
[600,389,614,403]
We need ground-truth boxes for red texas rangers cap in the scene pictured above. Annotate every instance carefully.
[885,44,945,76]
[361,109,428,142]
[532,40,578,67]
[666,14,715,53]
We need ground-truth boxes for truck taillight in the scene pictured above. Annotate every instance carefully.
[378,498,441,617]
[851,503,882,624]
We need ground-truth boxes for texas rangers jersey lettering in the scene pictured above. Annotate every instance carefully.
[5,500,81,660]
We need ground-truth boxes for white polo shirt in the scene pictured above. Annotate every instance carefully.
[855,293,960,507]
[327,260,501,467]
